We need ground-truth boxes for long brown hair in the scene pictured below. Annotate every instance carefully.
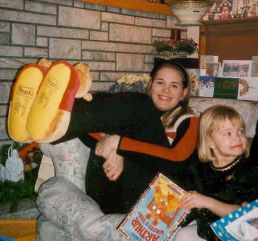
[147,60,192,128]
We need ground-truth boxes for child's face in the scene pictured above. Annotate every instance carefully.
[209,118,247,164]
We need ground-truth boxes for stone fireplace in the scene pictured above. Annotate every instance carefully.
[0,0,199,147]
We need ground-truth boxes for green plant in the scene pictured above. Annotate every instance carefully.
[0,170,38,212]
[0,143,42,212]
[153,38,198,56]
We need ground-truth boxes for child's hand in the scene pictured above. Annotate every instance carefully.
[241,201,249,207]
[179,191,211,211]
[103,150,124,181]
[95,135,120,158]
[180,192,241,217]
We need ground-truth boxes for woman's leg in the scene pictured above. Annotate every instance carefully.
[86,151,124,213]
[37,215,80,241]
[57,92,167,145]
[39,138,89,192]
[37,177,125,241]
[38,138,125,240]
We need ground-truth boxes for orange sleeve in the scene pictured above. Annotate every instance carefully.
[118,116,199,162]
[88,132,103,141]
[19,142,39,159]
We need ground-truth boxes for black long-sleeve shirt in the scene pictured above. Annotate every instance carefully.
[58,92,198,212]
[183,142,258,240]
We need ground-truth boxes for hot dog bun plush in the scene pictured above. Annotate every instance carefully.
[38,59,93,101]
[8,64,47,143]
[27,61,81,143]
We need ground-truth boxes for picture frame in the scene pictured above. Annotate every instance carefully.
[220,60,252,78]
[251,56,258,77]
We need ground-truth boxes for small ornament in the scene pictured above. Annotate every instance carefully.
[23,151,33,172]
[4,145,24,182]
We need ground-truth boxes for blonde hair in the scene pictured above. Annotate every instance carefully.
[198,105,247,162]
[147,60,192,128]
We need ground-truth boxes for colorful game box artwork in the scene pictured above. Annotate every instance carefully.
[117,173,188,241]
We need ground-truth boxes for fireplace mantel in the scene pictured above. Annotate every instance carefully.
[79,0,172,15]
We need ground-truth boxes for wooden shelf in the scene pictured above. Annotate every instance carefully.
[201,16,258,25]
[199,20,258,61]
[79,0,172,15]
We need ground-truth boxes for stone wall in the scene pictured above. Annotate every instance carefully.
[0,0,189,146]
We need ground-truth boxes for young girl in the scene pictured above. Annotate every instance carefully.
[174,105,258,241]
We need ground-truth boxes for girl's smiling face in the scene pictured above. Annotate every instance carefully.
[150,67,187,112]
[209,118,247,166]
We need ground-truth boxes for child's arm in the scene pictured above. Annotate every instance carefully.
[180,191,240,217]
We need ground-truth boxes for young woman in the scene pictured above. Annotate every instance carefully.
[86,60,199,212]
[174,105,258,241]
[44,59,199,213]
[37,60,201,240]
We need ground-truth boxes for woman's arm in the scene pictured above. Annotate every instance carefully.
[94,116,198,162]
[95,135,120,158]
[117,116,199,162]
[102,150,124,181]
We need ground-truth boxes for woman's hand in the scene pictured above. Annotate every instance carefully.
[103,150,124,181]
[95,135,120,159]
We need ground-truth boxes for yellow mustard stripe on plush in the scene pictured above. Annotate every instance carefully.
[27,63,71,142]
[8,66,45,143]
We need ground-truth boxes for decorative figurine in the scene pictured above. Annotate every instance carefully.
[4,146,24,182]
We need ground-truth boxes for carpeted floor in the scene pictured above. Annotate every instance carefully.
[0,208,40,219]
